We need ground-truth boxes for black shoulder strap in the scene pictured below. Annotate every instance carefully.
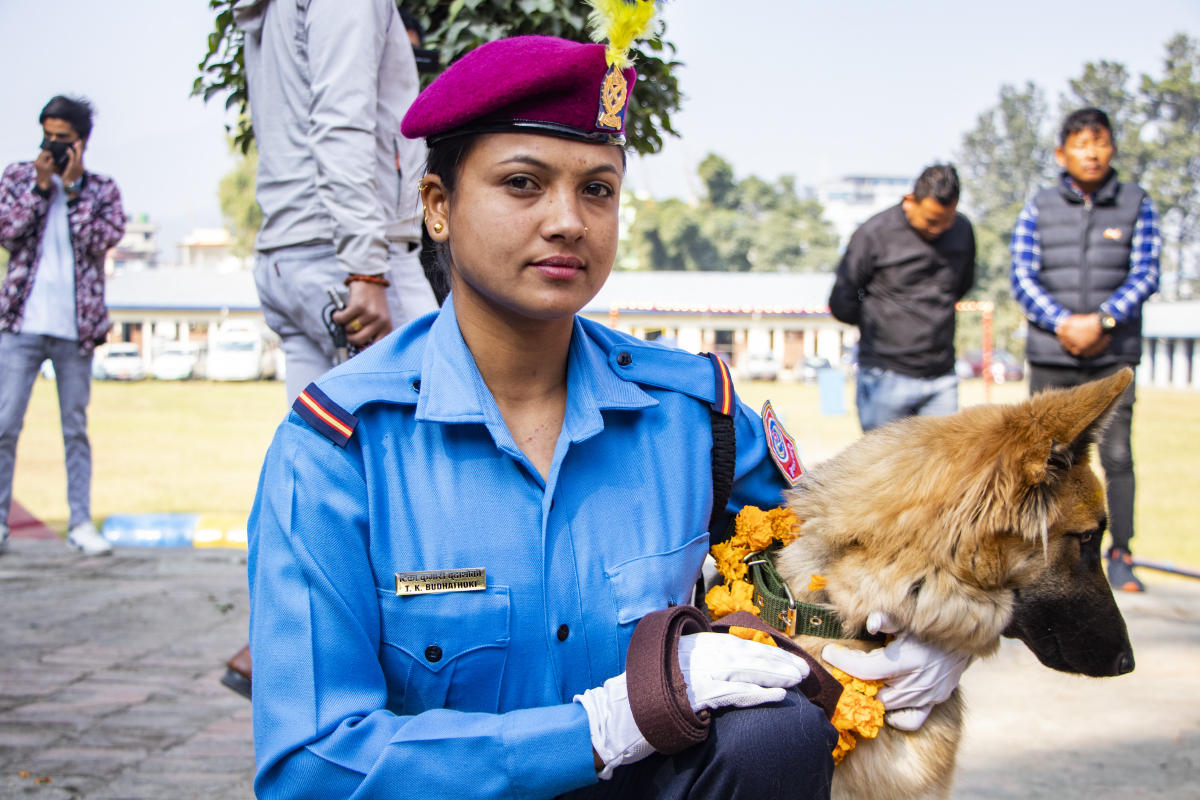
[704,353,737,544]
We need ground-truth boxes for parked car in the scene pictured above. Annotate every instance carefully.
[799,356,831,384]
[102,343,146,381]
[152,341,207,381]
[208,321,278,381]
[960,349,1025,383]
[741,352,780,381]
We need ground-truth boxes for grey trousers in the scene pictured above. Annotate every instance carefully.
[0,332,93,529]
[253,242,438,405]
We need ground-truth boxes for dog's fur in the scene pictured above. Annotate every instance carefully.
[775,369,1136,800]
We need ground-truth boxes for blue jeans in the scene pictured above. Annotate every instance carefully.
[557,689,837,800]
[0,332,93,528]
[856,366,958,432]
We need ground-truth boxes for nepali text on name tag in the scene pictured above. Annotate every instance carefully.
[395,568,486,595]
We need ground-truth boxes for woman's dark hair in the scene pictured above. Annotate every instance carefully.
[912,163,960,206]
[39,95,94,140]
[1059,107,1113,148]
[421,133,627,295]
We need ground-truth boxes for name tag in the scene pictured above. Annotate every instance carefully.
[395,568,487,596]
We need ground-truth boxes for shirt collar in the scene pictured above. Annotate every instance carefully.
[416,296,658,445]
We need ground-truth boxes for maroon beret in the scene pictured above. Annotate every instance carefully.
[401,35,637,146]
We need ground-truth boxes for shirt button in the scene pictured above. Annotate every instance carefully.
[616,352,633,367]
[557,624,570,642]
[424,644,442,663]
[412,379,421,392]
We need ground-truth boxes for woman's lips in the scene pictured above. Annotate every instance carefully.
[531,256,584,279]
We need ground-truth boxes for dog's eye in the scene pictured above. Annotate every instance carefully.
[1080,533,1092,543]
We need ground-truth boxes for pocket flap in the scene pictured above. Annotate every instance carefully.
[605,533,708,626]
[377,586,511,674]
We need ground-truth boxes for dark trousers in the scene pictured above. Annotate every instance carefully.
[558,689,837,800]
[1030,363,1137,552]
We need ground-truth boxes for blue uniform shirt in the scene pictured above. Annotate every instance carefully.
[248,298,789,799]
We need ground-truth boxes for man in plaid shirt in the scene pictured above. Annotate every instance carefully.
[1010,107,1161,592]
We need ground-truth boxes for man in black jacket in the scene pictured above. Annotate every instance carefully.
[1010,108,1161,593]
[829,165,976,432]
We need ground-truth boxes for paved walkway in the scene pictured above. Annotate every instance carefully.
[2,538,1198,798]
[1,539,254,800]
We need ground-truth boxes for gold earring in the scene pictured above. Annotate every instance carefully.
[433,222,444,233]
[584,227,589,235]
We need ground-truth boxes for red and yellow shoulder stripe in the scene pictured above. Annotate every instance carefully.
[292,383,358,448]
[705,352,734,417]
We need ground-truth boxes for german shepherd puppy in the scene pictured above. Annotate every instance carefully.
[775,369,1136,800]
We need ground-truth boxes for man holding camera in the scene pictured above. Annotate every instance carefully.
[0,96,125,556]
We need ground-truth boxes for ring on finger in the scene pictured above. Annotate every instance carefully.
[347,318,363,333]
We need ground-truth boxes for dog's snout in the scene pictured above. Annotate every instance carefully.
[1115,651,1135,675]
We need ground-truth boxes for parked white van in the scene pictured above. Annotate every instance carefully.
[207,322,278,381]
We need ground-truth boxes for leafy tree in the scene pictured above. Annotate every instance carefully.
[955,82,1053,356]
[218,139,262,259]
[623,154,838,272]
[1140,34,1200,299]
[194,0,682,157]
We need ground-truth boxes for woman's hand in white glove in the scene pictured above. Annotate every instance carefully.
[574,631,810,779]
[677,632,810,712]
[821,613,973,731]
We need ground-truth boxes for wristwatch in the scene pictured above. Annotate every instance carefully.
[64,177,83,196]
[1098,312,1117,331]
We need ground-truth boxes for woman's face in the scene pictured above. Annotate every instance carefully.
[425,133,623,322]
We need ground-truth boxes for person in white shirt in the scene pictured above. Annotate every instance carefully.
[0,96,126,556]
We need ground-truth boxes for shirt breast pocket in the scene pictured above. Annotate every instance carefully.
[605,532,709,670]
[376,586,511,715]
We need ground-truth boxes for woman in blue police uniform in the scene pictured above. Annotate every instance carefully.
[248,11,840,799]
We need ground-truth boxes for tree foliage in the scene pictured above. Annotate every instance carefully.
[622,154,839,272]
[218,140,262,259]
[193,0,683,157]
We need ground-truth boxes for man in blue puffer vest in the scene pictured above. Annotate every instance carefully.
[1010,107,1162,593]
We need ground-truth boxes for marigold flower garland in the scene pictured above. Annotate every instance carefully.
[704,505,886,765]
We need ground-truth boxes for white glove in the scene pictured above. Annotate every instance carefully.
[575,672,655,779]
[822,613,973,731]
[574,632,810,779]
[677,632,810,712]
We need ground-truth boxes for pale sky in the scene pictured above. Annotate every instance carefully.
[1,0,1196,259]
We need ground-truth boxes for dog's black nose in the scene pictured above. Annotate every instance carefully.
[1115,651,1135,675]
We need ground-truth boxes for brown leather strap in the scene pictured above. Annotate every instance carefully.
[710,611,843,721]
[626,607,845,756]
[626,606,712,754]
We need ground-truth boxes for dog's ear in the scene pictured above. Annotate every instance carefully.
[1026,367,1132,471]
[1006,368,1132,547]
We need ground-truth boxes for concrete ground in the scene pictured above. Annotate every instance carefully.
[2,538,1198,799]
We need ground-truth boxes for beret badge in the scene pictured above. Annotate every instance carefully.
[597,67,629,131]
[589,0,658,131]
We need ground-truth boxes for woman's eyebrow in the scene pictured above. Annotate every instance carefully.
[496,155,621,178]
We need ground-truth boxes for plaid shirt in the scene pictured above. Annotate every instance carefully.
[1010,179,1161,332]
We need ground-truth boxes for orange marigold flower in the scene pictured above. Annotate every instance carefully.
[733,505,776,551]
[711,540,749,583]
[826,663,886,764]
[808,574,828,592]
[728,626,777,646]
[705,581,759,620]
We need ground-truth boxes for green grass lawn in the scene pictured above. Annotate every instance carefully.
[14,375,1200,570]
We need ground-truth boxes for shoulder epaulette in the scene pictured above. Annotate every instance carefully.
[293,382,358,448]
[704,352,734,417]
